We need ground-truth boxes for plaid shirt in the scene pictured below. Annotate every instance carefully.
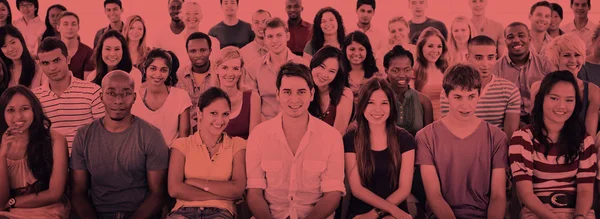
[175,63,219,134]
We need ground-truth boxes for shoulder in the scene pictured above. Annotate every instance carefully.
[417,91,432,103]
[79,42,93,51]
[531,81,541,92]
[31,86,44,94]
[311,116,340,136]
[170,87,188,97]
[415,121,439,139]
[240,20,252,27]
[342,87,353,98]
[50,130,67,145]
[135,117,162,134]
[587,82,600,103]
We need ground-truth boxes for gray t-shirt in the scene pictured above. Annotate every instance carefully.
[70,116,169,213]
[579,62,600,87]
[408,18,448,45]
[208,20,255,49]
[415,120,508,218]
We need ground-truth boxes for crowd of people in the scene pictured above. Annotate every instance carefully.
[0,0,599,218]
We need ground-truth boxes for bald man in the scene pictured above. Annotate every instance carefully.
[70,70,169,219]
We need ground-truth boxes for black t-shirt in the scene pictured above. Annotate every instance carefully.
[343,127,416,215]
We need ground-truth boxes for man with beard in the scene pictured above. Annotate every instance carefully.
[407,0,447,45]
[93,0,124,48]
[562,0,597,56]
[285,0,311,56]
[70,70,169,219]
[528,1,552,55]
[349,0,384,54]
[56,11,95,80]
[208,0,254,49]
[176,32,217,134]
[240,9,271,63]
[168,0,185,35]
[245,17,307,121]
[493,22,551,126]
[246,62,345,219]
[469,0,506,57]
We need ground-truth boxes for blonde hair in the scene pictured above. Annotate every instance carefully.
[414,27,449,91]
[180,0,203,23]
[122,15,149,66]
[387,16,409,45]
[542,33,586,72]
[214,46,246,90]
[447,16,477,64]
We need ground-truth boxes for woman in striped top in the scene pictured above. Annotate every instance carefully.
[509,70,597,219]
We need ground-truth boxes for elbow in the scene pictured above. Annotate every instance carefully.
[168,184,180,198]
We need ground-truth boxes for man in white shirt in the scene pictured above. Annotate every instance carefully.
[246,62,345,219]
[14,0,44,55]
[562,0,597,56]
[240,9,271,64]
[349,0,384,53]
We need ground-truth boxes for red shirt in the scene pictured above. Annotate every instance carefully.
[287,19,312,56]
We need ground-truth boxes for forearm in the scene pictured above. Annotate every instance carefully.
[304,192,342,219]
[574,188,594,216]
[486,195,507,219]
[71,193,98,219]
[353,187,399,213]
[0,158,8,207]
[10,190,64,208]
[427,196,456,219]
[186,178,244,199]
[247,189,272,219]
[519,194,555,218]
[385,187,412,207]
[130,191,166,219]
[171,182,233,201]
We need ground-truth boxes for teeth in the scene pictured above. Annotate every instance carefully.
[289,105,301,109]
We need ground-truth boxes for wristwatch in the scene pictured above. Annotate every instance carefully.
[7,198,15,208]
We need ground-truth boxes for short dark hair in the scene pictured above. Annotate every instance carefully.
[265,17,289,33]
[16,0,38,16]
[529,0,552,15]
[468,35,496,47]
[37,37,68,57]
[570,0,591,9]
[356,0,376,10]
[219,0,239,5]
[442,63,482,96]
[198,87,231,111]
[57,11,80,25]
[104,0,122,9]
[505,22,530,36]
[383,45,414,70]
[550,3,564,19]
[276,62,314,91]
[186,32,212,51]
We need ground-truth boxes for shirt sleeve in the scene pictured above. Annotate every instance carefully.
[90,85,105,119]
[439,90,449,117]
[577,136,597,184]
[83,48,96,72]
[70,126,89,170]
[342,130,355,153]
[320,132,346,195]
[170,137,188,156]
[244,62,259,91]
[596,132,600,180]
[178,90,192,115]
[303,41,313,55]
[492,127,509,169]
[415,128,434,166]
[578,67,589,81]
[508,129,535,182]
[397,128,417,153]
[245,129,266,189]
[144,126,170,171]
[506,83,522,114]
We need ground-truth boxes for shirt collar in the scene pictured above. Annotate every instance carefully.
[261,48,296,65]
[272,113,319,136]
[41,72,75,91]
[506,52,533,66]
[192,130,232,149]
[183,62,213,78]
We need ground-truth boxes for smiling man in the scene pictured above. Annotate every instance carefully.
[13,0,44,55]
[417,64,508,219]
[348,0,384,53]
[440,35,521,139]
[493,22,551,126]
[240,9,271,63]
[245,17,307,121]
[562,0,597,56]
[528,1,552,55]
[33,37,104,155]
[93,0,124,49]
[246,62,345,219]
[168,0,185,35]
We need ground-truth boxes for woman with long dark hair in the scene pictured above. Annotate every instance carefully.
[343,31,384,103]
[40,4,66,41]
[0,85,69,218]
[86,30,142,91]
[510,71,596,218]
[308,46,353,134]
[0,0,12,27]
[131,48,191,146]
[413,27,449,121]
[343,78,415,219]
[0,25,43,89]
[303,7,345,61]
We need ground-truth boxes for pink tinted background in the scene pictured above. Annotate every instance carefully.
[27,0,598,48]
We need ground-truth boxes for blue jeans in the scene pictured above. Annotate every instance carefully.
[166,207,233,219]
[95,211,161,219]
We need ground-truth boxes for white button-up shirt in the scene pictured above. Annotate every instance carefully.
[246,113,346,219]
[562,20,598,56]
[13,16,44,55]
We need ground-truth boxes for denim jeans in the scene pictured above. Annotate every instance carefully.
[95,211,161,219]
[166,207,233,219]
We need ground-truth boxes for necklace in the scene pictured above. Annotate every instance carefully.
[142,86,170,111]
[206,133,224,159]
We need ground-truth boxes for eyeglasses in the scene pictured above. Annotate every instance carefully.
[103,91,134,99]
[18,3,34,9]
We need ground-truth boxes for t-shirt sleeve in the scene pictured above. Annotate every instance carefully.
[232,137,247,155]
[178,89,192,114]
[144,126,170,171]
[170,137,188,156]
[342,130,356,153]
[577,136,597,184]
[435,21,449,40]
[70,126,88,170]
[506,83,522,114]
[303,41,313,55]
[397,128,417,153]
[492,127,509,169]
[83,47,96,72]
[508,128,534,182]
[415,128,434,165]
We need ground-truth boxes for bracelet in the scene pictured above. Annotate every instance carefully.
[203,180,210,192]
[573,214,586,219]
